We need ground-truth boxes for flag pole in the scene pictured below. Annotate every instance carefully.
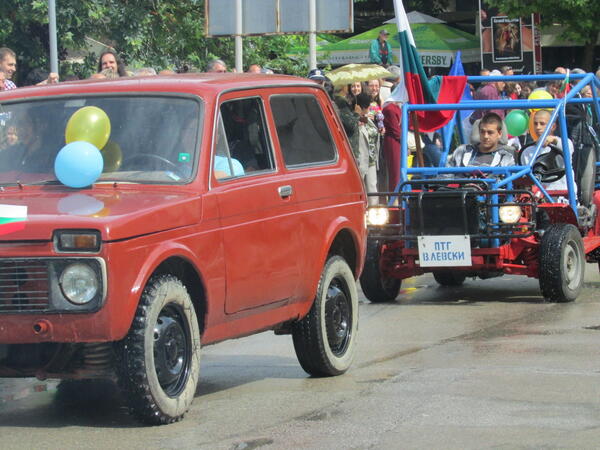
[411,112,425,167]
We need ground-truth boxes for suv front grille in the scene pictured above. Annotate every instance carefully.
[0,260,50,313]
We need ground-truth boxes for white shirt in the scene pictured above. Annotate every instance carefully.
[520,138,576,193]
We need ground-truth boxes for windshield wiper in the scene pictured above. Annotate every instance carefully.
[0,181,24,189]
[28,179,62,186]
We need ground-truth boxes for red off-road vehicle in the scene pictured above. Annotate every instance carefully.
[0,74,366,424]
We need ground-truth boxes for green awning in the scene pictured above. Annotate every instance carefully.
[318,23,480,67]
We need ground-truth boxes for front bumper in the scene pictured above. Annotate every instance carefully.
[367,183,536,243]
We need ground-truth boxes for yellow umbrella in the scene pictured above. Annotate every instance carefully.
[326,64,394,86]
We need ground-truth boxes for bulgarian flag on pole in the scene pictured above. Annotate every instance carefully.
[392,0,467,132]
[0,204,27,236]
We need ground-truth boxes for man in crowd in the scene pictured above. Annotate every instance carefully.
[369,29,393,66]
[97,50,128,77]
[206,59,227,73]
[448,112,514,169]
[1,47,59,89]
[471,69,506,122]
[307,68,327,85]
[0,47,18,90]
[247,64,261,74]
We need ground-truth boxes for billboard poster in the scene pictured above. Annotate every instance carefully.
[479,1,537,74]
[491,16,522,63]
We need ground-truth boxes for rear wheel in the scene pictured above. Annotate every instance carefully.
[433,271,467,286]
[116,275,201,425]
[539,224,585,302]
[292,256,358,376]
[360,239,401,303]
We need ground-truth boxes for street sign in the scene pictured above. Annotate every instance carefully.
[206,0,353,36]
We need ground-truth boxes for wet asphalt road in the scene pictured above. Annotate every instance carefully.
[1,265,600,449]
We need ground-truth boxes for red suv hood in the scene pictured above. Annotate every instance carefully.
[0,188,202,242]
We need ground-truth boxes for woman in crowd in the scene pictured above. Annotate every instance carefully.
[355,92,380,204]
[346,81,362,109]
[519,82,536,99]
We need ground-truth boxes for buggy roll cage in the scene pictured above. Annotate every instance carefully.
[397,73,600,219]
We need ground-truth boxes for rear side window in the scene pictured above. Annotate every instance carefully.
[270,94,337,167]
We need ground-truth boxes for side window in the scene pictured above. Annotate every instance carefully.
[270,94,337,167]
[215,97,274,179]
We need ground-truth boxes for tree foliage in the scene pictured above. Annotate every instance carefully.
[487,0,600,69]
[0,0,308,82]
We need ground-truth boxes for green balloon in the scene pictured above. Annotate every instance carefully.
[505,109,529,136]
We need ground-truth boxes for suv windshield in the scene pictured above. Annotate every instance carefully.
[0,95,202,185]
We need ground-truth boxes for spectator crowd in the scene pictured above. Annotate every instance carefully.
[1,42,599,201]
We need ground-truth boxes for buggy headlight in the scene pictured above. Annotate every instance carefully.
[366,207,389,226]
[499,204,522,224]
[59,263,98,305]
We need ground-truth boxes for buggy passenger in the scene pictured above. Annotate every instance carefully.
[520,109,576,193]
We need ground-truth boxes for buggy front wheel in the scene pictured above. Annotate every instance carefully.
[539,224,585,302]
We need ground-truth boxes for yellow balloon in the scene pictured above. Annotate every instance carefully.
[65,106,111,149]
[101,140,123,172]
[528,89,553,113]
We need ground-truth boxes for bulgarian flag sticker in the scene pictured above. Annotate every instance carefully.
[0,204,27,235]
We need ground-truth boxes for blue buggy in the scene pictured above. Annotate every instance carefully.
[361,72,600,303]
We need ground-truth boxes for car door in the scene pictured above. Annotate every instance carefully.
[267,90,365,301]
[212,93,301,314]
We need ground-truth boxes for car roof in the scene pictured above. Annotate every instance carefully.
[0,73,322,101]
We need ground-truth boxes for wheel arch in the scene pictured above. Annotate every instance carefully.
[328,228,359,276]
[123,243,210,340]
[296,219,365,322]
[152,256,208,336]
[323,219,365,280]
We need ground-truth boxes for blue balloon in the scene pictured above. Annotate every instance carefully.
[54,141,104,188]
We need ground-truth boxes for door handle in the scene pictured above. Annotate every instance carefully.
[278,185,293,198]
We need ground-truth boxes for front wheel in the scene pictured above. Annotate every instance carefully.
[360,239,401,303]
[539,224,585,302]
[116,275,201,425]
[292,256,358,377]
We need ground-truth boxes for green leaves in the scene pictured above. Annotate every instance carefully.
[1,0,311,81]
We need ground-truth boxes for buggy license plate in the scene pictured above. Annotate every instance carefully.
[417,235,471,267]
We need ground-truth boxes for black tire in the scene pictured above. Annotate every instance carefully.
[539,224,585,302]
[433,271,467,286]
[359,239,401,303]
[116,275,201,425]
[292,256,358,377]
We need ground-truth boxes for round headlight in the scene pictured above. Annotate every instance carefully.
[59,263,98,305]
[366,207,390,226]
[499,204,522,224]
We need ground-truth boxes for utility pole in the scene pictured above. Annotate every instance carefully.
[48,0,59,74]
